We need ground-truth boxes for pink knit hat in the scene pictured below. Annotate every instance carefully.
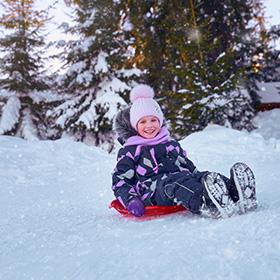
[130,84,164,131]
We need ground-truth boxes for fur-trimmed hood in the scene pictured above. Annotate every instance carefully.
[114,107,137,144]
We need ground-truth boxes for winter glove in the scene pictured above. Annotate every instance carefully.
[127,198,146,217]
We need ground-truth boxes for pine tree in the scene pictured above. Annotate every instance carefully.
[171,0,262,135]
[0,0,51,140]
[121,0,266,138]
[47,0,140,150]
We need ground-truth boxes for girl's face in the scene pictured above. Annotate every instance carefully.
[137,116,160,139]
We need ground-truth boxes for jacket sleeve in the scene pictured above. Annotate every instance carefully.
[176,142,197,173]
[112,147,138,207]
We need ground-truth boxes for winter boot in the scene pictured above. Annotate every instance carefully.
[202,172,235,218]
[230,162,257,214]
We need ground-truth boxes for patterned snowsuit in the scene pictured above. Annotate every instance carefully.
[112,127,207,214]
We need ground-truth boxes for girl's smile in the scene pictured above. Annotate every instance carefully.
[137,116,160,139]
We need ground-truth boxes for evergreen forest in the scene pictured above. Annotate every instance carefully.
[0,0,280,151]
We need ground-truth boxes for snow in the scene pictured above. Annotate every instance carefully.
[76,71,93,87]
[18,108,39,141]
[1,110,280,280]
[257,82,280,104]
[0,96,21,134]
[67,61,87,75]
[94,52,108,74]
[253,108,280,140]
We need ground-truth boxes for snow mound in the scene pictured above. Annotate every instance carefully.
[253,108,280,140]
[0,111,280,279]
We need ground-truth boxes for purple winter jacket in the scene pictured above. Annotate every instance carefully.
[112,127,197,208]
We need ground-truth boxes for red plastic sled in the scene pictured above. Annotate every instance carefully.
[109,199,188,218]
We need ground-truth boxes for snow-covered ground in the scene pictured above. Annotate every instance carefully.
[1,109,280,280]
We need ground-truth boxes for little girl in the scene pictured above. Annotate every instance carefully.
[112,84,257,218]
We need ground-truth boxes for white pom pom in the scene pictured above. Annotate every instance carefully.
[130,84,154,103]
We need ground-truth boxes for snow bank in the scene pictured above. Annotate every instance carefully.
[257,82,280,104]
[0,110,280,279]
[253,108,280,140]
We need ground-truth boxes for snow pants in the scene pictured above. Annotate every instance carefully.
[152,171,234,214]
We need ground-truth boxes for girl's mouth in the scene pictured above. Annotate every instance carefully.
[144,129,155,133]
